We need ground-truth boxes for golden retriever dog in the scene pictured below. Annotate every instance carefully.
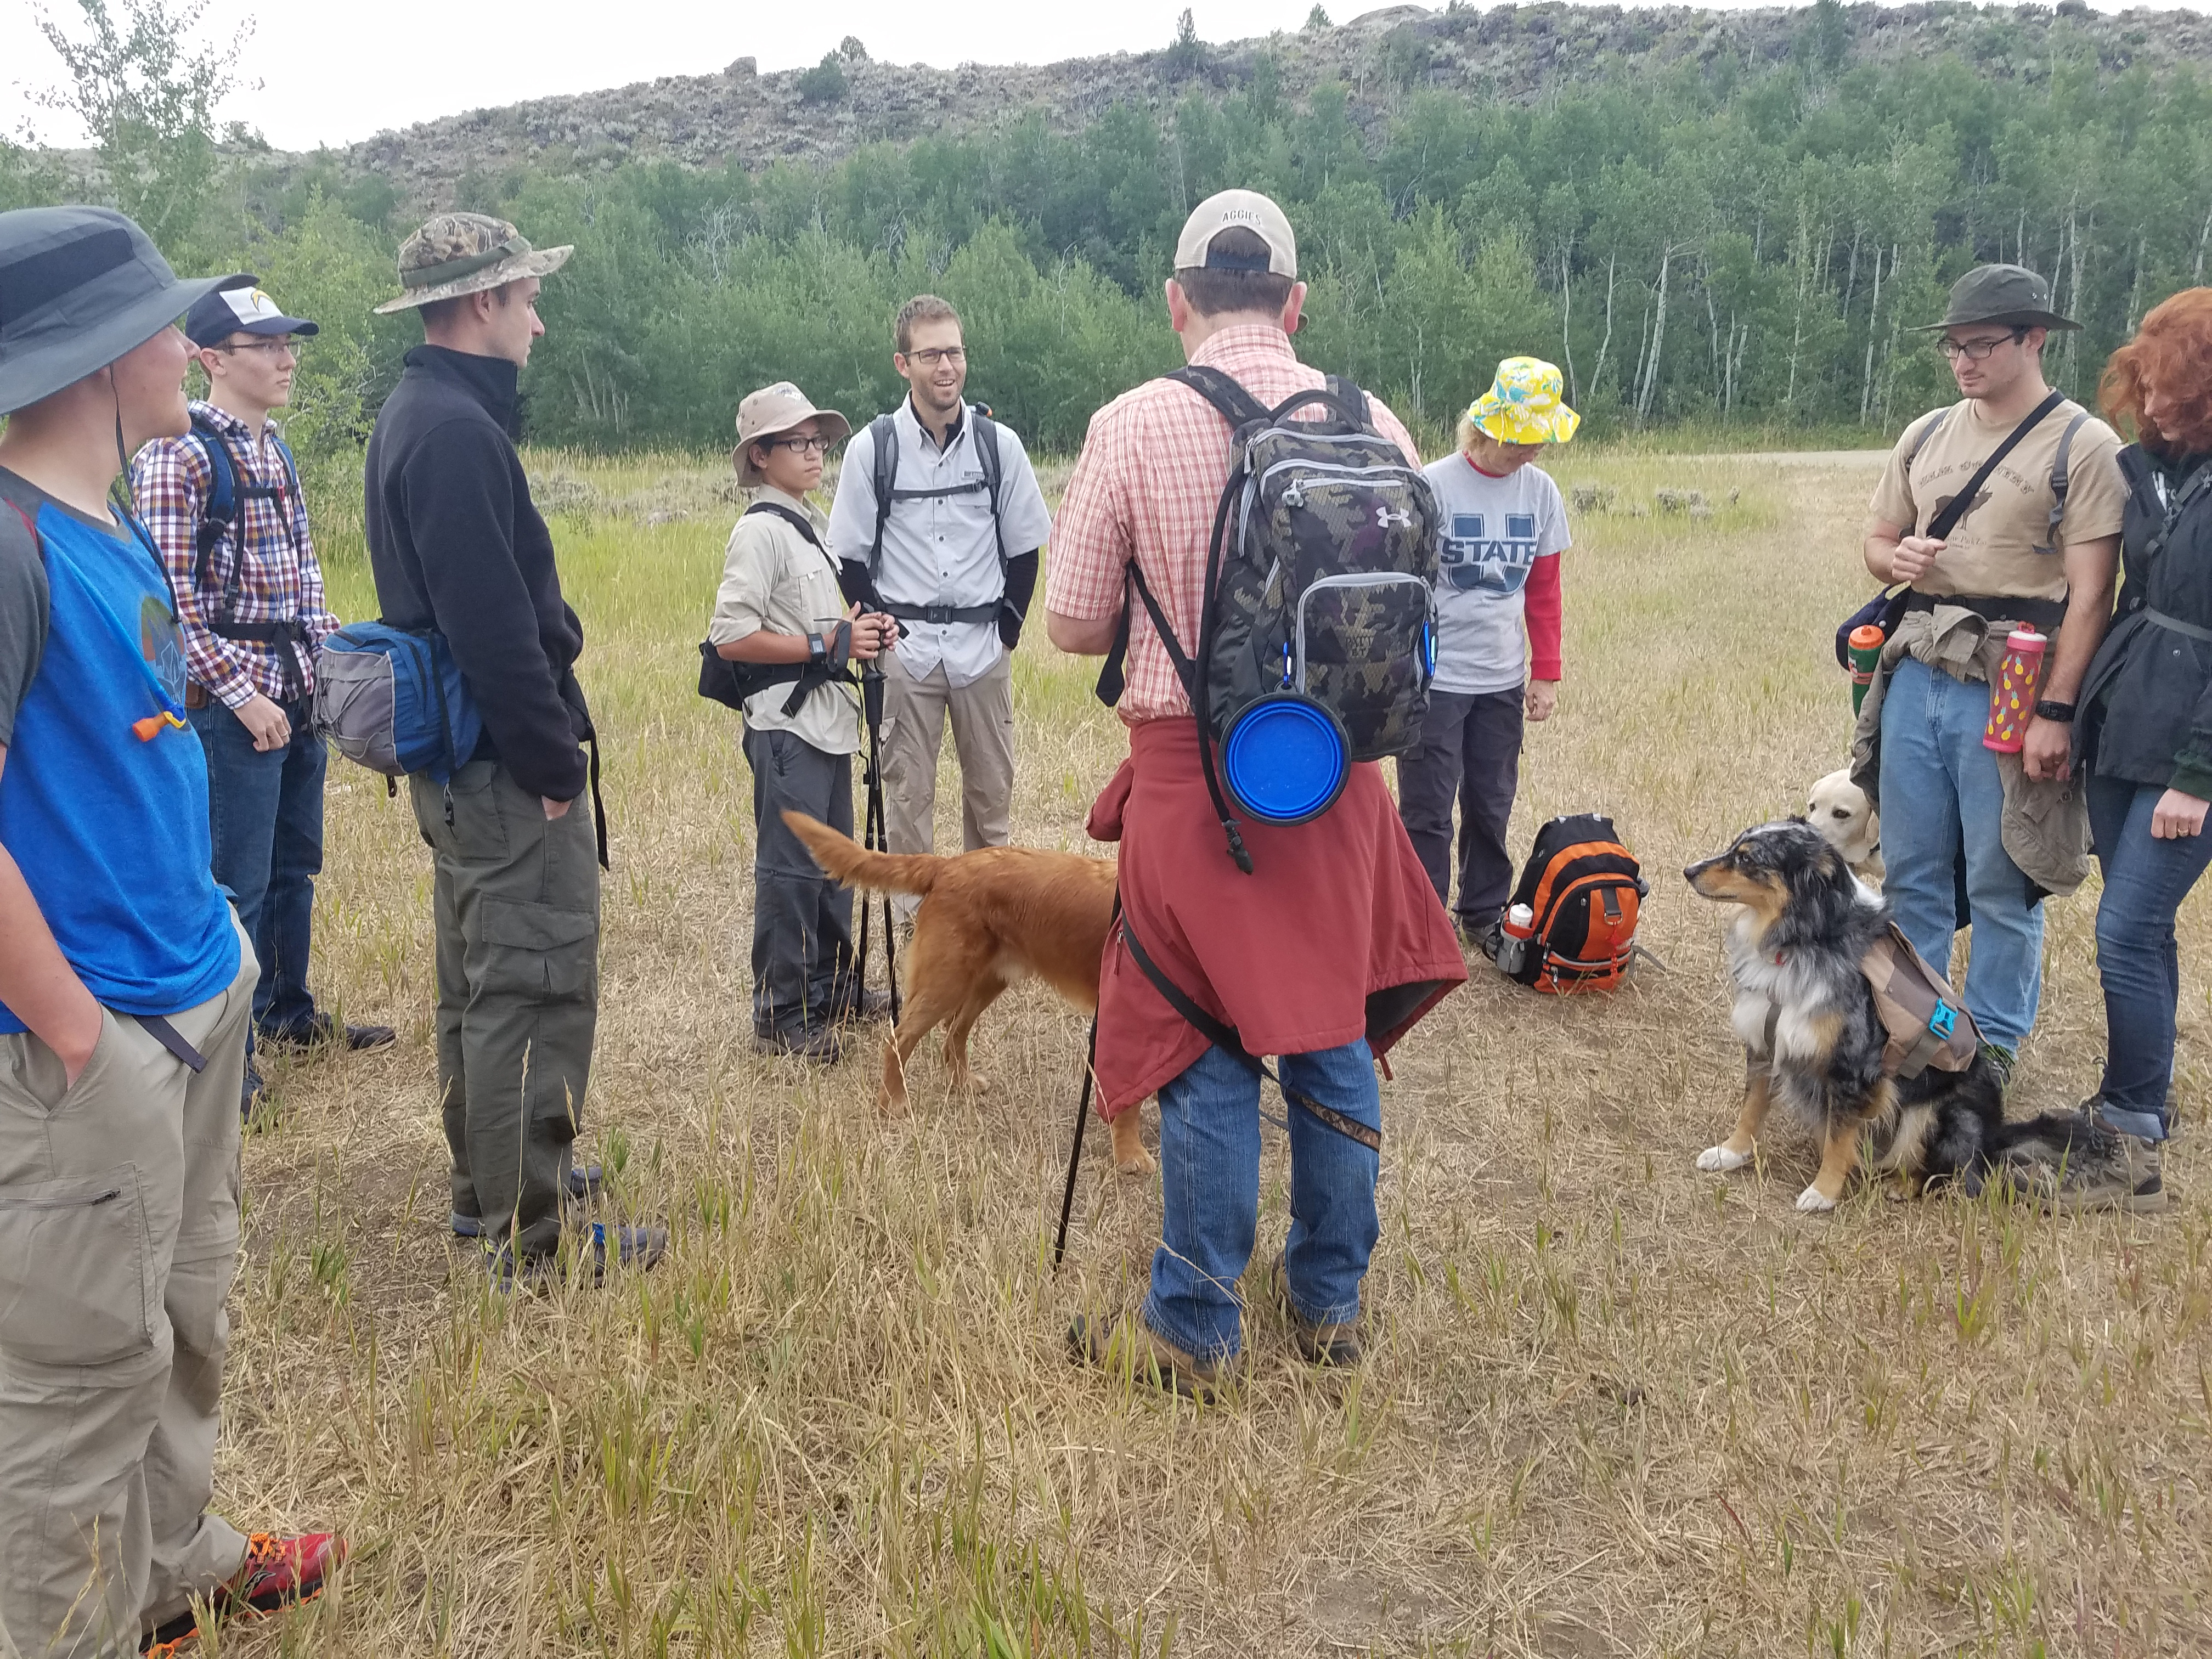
[780,812,1151,1173]
[1807,768,1883,883]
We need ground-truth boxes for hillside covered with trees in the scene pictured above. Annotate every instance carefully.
[8,0,2212,458]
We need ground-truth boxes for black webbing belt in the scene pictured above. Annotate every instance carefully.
[1117,911,1381,1154]
[137,1014,206,1073]
[1900,591,2068,633]
[881,599,999,625]
[208,618,312,703]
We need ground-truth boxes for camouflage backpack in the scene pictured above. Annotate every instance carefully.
[1096,365,1440,871]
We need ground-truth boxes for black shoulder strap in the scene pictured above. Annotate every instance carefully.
[867,413,899,575]
[186,415,234,597]
[969,404,1007,575]
[1166,364,1271,430]
[746,498,827,551]
[1924,388,2066,544]
[1904,405,1950,471]
[2034,409,2092,556]
[1324,373,1370,428]
[1093,560,1196,708]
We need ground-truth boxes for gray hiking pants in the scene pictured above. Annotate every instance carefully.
[410,760,597,1261]
[742,726,857,1037]
[0,919,256,1658]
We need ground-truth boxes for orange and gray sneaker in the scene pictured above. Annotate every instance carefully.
[140,1531,345,1655]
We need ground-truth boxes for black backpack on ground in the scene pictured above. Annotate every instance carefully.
[1095,365,1440,871]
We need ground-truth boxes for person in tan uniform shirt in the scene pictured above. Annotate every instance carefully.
[1857,263,2124,1072]
[709,383,894,1062]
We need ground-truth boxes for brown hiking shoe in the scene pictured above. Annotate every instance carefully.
[1269,1254,1363,1366]
[1068,1314,1224,1402]
[2011,1102,2170,1214]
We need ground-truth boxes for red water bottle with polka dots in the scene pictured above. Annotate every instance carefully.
[1983,628,2047,753]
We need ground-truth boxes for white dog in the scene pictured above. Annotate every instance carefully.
[1807,769,1883,883]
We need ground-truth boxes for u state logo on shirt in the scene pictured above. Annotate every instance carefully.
[1440,511,1539,595]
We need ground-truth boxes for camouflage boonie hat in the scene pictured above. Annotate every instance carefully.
[373,212,573,314]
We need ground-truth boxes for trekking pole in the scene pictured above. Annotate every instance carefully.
[860,659,901,1023]
[1052,1016,1100,1271]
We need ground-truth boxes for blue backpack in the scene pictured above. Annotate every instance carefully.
[313,622,481,785]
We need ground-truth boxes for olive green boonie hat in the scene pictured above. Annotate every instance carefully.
[1911,263,2079,334]
[374,212,572,314]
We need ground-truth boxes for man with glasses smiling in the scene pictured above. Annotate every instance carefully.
[1855,263,2126,1084]
[134,281,388,1120]
[829,295,1053,927]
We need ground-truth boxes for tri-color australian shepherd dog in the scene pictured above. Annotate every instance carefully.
[1684,819,2118,1212]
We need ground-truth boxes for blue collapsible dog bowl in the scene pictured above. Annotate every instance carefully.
[1220,694,1351,826]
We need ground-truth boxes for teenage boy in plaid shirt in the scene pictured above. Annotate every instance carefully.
[133,281,393,1114]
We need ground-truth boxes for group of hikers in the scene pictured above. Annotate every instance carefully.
[0,178,2207,1655]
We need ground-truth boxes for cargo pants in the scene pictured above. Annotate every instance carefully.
[880,646,1015,925]
[410,760,598,1261]
[0,919,256,1659]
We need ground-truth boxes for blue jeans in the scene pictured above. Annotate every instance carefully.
[2086,774,2212,1141]
[1878,655,2045,1049]
[188,697,327,1063]
[1143,1039,1382,1363]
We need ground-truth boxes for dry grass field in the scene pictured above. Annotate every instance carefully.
[213,447,2210,1658]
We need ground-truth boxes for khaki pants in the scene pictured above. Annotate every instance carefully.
[0,922,255,1659]
[410,760,598,1261]
[880,647,1015,923]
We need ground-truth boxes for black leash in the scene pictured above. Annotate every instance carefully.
[856,661,901,1023]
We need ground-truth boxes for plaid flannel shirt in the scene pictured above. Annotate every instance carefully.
[1045,325,1421,727]
[132,400,340,709]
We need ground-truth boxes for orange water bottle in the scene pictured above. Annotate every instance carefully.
[1983,628,2047,753]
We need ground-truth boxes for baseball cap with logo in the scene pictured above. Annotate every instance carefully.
[1172,189,1297,279]
[184,277,320,347]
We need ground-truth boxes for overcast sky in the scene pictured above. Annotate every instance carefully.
[1,0,2181,154]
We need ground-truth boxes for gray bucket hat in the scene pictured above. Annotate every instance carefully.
[375,212,573,315]
[0,205,240,416]
[1912,263,2080,334]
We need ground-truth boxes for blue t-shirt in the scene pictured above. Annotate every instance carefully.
[0,469,239,1031]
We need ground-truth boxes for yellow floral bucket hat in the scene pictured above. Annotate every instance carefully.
[1466,356,1579,445]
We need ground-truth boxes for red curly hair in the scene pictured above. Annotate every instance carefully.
[2100,286,2212,456]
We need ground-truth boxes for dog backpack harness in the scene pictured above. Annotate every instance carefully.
[1859,922,1980,1079]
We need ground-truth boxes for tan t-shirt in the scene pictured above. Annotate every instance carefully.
[707,485,860,754]
[1867,396,2126,601]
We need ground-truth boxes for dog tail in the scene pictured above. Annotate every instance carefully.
[780,811,944,896]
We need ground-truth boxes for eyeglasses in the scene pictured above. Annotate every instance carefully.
[771,435,833,455]
[213,338,303,360]
[1937,330,2024,362]
[905,347,966,368]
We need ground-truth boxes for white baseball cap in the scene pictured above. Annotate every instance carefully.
[1173,189,1298,280]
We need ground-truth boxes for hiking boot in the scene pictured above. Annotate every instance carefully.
[450,1165,603,1238]
[840,989,894,1024]
[1459,913,1503,962]
[1068,1313,1224,1403]
[260,1013,396,1052]
[141,1530,345,1655]
[1269,1253,1363,1366]
[1984,1042,2018,1092]
[755,1023,843,1063]
[2029,1102,2171,1214]
[486,1222,668,1292]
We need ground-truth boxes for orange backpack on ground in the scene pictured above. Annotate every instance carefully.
[1503,814,1647,994]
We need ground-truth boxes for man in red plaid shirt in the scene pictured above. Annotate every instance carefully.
[1046,191,1464,1400]
[132,280,392,1114]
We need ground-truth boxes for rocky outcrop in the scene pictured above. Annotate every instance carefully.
[334,3,2212,206]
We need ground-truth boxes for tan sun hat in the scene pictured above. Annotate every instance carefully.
[733,381,851,486]
[374,212,573,314]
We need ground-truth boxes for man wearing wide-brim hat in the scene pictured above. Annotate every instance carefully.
[364,211,664,1288]
[708,381,895,1063]
[1853,261,2126,1089]
[0,205,340,1659]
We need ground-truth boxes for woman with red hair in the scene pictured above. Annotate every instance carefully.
[2064,287,2212,1209]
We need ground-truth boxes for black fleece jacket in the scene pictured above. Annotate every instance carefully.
[365,346,590,802]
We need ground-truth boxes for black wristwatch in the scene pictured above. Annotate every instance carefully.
[2034,698,2076,723]
[805,632,827,664]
